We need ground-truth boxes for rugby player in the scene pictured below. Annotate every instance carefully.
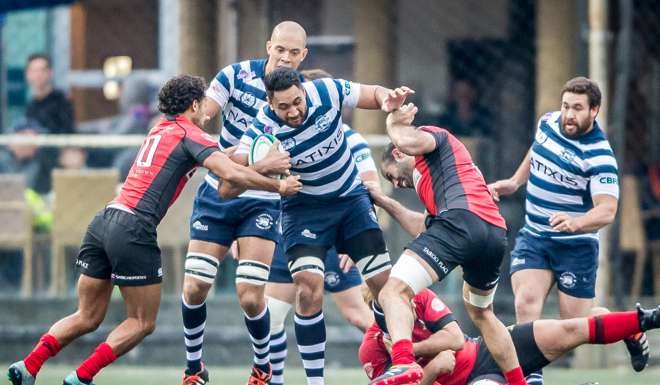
[6,75,301,385]
[360,288,660,385]
[265,68,377,385]
[234,67,413,385]
[179,21,308,385]
[488,77,645,384]
[366,102,527,385]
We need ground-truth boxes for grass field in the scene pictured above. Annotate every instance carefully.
[10,365,660,385]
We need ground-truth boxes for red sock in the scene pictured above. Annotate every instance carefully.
[391,339,415,365]
[23,334,61,376]
[504,366,527,385]
[75,343,117,382]
[588,311,641,344]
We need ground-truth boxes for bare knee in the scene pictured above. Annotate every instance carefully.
[514,290,544,321]
[138,318,157,337]
[75,310,104,333]
[466,305,492,324]
[294,274,324,315]
[378,278,412,306]
[237,284,266,316]
[183,277,212,305]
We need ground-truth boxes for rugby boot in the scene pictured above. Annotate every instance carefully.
[624,332,649,372]
[62,371,95,385]
[183,363,209,385]
[7,361,35,385]
[247,364,272,385]
[369,362,424,385]
[637,303,660,331]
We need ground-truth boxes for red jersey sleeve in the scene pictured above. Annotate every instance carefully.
[181,124,219,165]
[418,126,448,151]
[359,323,391,380]
[413,289,456,333]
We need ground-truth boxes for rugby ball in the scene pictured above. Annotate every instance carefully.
[249,133,285,179]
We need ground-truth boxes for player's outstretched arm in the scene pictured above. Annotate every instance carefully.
[203,151,301,198]
[385,103,437,156]
[487,148,531,201]
[364,181,425,236]
[356,85,415,111]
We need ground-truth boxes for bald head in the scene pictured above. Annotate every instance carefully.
[265,21,308,73]
[271,21,307,45]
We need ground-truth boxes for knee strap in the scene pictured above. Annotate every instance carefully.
[236,260,270,286]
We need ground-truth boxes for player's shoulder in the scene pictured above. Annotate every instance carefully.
[539,111,561,125]
[418,125,448,136]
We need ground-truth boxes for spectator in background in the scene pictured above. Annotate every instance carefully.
[111,75,158,135]
[0,119,55,233]
[25,53,75,135]
[0,119,55,195]
[437,78,492,137]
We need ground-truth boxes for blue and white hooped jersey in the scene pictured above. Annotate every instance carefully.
[343,124,376,175]
[205,58,277,199]
[237,78,363,202]
[523,111,619,240]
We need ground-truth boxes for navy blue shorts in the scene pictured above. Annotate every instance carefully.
[509,230,599,298]
[269,242,362,293]
[281,191,381,255]
[189,181,280,247]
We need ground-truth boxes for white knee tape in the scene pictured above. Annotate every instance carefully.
[268,296,293,334]
[184,253,219,284]
[390,253,433,294]
[288,256,324,277]
[355,252,392,280]
[465,285,497,308]
[236,260,270,286]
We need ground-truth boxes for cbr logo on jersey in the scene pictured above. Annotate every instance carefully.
[294,128,344,166]
[343,80,351,96]
[255,213,274,230]
[355,153,369,163]
[282,138,296,151]
[599,176,618,184]
[240,92,257,108]
[314,114,332,132]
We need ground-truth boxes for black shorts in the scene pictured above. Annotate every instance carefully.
[406,209,506,290]
[467,322,550,382]
[76,207,162,286]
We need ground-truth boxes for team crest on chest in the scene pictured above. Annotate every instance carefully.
[314,115,332,132]
[282,138,296,151]
[560,148,576,163]
[240,92,257,108]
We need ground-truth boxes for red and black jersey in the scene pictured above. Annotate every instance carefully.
[359,289,479,384]
[413,126,506,229]
[113,115,219,225]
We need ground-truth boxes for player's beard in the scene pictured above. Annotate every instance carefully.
[399,161,415,188]
[561,115,592,139]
